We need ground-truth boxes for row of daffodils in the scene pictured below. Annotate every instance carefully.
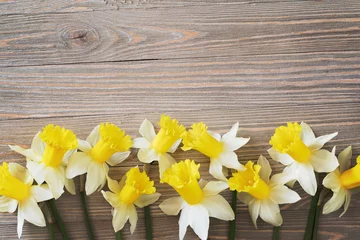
[2,115,359,239]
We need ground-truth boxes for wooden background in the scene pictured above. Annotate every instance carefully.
[1,0,360,239]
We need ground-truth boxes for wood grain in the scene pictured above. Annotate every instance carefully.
[1,0,360,239]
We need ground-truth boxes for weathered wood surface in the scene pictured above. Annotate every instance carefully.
[0,0,360,239]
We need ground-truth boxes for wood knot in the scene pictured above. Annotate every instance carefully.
[58,24,99,49]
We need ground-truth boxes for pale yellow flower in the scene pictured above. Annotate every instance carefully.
[101,167,160,233]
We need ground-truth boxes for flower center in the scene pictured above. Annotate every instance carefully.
[151,115,186,154]
[0,162,30,201]
[40,124,78,167]
[161,159,204,205]
[119,167,155,205]
[228,161,270,200]
[182,122,223,159]
[339,156,360,189]
[90,123,132,163]
[269,122,311,163]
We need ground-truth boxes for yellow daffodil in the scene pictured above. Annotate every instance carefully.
[9,124,78,199]
[228,156,300,227]
[322,146,360,216]
[159,160,234,240]
[182,122,249,181]
[0,162,53,238]
[268,122,338,196]
[132,115,186,178]
[66,123,132,195]
[101,167,160,233]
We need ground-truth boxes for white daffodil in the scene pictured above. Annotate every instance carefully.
[132,115,186,178]
[182,122,250,181]
[268,122,338,196]
[101,167,160,233]
[323,146,360,216]
[228,156,301,227]
[0,162,53,238]
[66,123,132,195]
[159,159,234,240]
[9,124,78,199]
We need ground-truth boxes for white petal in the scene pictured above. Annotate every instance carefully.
[134,193,161,208]
[62,149,76,165]
[138,148,159,164]
[132,138,151,149]
[202,181,229,196]
[269,164,298,186]
[31,185,53,202]
[159,153,176,179]
[139,119,156,142]
[269,185,301,204]
[340,191,351,217]
[207,131,221,141]
[19,197,46,227]
[107,151,131,166]
[300,122,316,146]
[85,162,107,195]
[167,139,182,153]
[44,168,65,199]
[188,205,209,240]
[102,191,120,208]
[198,179,208,189]
[267,148,294,166]
[201,195,234,221]
[9,145,41,162]
[17,214,24,239]
[223,137,250,152]
[31,132,45,155]
[0,196,18,213]
[159,197,184,216]
[311,149,339,173]
[8,162,33,185]
[259,199,283,226]
[209,159,227,181]
[257,155,271,184]
[237,192,252,205]
[86,125,100,147]
[128,204,138,234]
[338,146,352,173]
[323,188,346,215]
[107,177,122,194]
[179,205,190,240]
[64,178,76,195]
[308,132,338,151]
[248,199,260,228]
[297,163,317,196]
[218,151,243,171]
[221,122,239,142]
[26,161,45,184]
[323,170,341,191]
[66,152,92,179]
[112,203,129,232]
[78,139,92,152]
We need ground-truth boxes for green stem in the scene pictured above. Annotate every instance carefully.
[144,206,153,240]
[273,226,280,240]
[48,223,56,240]
[304,189,320,240]
[228,190,237,240]
[80,190,95,240]
[312,198,321,240]
[48,199,69,240]
[116,231,121,240]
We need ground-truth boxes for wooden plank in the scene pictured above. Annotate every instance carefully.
[1,2,360,66]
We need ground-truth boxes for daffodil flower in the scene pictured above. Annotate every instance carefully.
[268,122,338,196]
[322,146,360,216]
[101,167,160,233]
[228,156,301,227]
[132,115,186,178]
[0,162,53,238]
[182,122,249,181]
[66,123,132,195]
[9,124,78,199]
[159,159,234,240]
